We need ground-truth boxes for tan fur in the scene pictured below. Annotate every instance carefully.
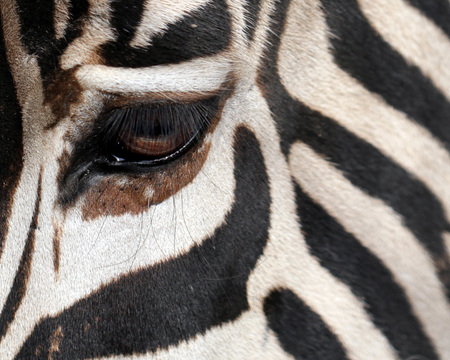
[60,0,115,69]
[80,141,212,220]
[53,0,71,40]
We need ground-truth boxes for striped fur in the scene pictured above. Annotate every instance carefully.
[0,0,449,358]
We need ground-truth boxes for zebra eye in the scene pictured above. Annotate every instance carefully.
[104,97,219,164]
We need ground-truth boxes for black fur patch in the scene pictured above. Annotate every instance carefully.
[16,127,271,358]
[295,184,438,359]
[16,0,55,64]
[406,0,450,38]
[258,0,450,296]
[0,177,40,342]
[102,0,231,68]
[109,0,146,45]
[60,1,90,46]
[16,0,89,79]
[263,288,349,360]
[320,0,450,149]
[0,21,24,255]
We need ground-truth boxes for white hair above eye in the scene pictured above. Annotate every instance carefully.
[76,55,233,95]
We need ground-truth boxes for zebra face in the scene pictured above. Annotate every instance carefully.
[1,1,289,357]
[1,0,450,359]
[2,2,258,278]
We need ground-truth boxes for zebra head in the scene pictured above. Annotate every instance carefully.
[1,0,450,359]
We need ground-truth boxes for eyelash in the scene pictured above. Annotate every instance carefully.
[102,97,220,165]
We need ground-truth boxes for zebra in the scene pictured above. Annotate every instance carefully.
[0,0,449,358]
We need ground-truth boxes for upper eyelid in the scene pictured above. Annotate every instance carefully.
[104,96,221,122]
[75,55,232,95]
[105,91,222,111]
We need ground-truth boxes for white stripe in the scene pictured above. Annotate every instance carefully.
[130,0,210,48]
[233,0,277,90]
[290,141,450,359]
[0,0,49,316]
[76,55,232,94]
[278,0,450,219]
[53,0,71,40]
[358,0,450,99]
[60,1,115,70]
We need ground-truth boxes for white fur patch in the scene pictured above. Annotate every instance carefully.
[230,0,276,90]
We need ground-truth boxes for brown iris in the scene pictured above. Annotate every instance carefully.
[119,132,183,157]
[104,98,218,164]
[117,115,196,158]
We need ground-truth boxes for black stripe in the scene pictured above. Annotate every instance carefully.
[102,0,231,68]
[405,0,450,38]
[258,0,450,296]
[16,127,271,358]
[16,0,56,78]
[16,0,89,79]
[109,0,145,45]
[0,19,24,256]
[263,288,349,360]
[16,0,55,50]
[295,184,439,360]
[243,0,262,41]
[319,0,450,148]
[0,176,41,341]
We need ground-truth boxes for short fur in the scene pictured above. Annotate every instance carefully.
[0,0,449,359]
